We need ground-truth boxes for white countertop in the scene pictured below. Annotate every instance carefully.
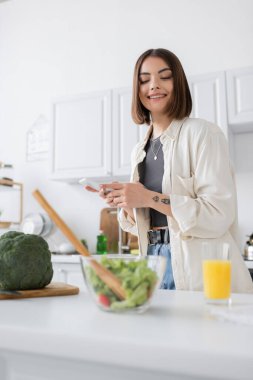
[51,253,133,263]
[51,253,81,263]
[0,289,253,379]
[51,253,253,269]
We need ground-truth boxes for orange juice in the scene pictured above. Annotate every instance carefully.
[203,260,231,299]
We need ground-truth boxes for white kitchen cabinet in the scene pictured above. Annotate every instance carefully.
[188,71,228,137]
[226,66,253,132]
[52,261,85,290]
[50,90,112,182]
[112,87,148,176]
[50,88,147,183]
[50,66,253,183]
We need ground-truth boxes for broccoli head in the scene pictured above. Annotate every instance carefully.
[0,231,53,290]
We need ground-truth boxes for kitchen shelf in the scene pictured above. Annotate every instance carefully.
[0,186,20,192]
[0,179,23,225]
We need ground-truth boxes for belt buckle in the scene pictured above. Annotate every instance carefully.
[156,230,162,244]
[147,230,158,245]
[148,228,170,245]
[147,229,162,244]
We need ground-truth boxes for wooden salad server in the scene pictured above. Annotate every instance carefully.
[32,189,126,300]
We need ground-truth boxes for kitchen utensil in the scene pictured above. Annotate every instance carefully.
[58,242,76,254]
[244,233,253,260]
[0,282,78,300]
[0,162,13,169]
[21,212,53,237]
[32,189,126,300]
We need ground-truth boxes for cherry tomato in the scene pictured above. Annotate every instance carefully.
[98,294,111,307]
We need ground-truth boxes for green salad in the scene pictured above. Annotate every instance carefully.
[85,257,158,311]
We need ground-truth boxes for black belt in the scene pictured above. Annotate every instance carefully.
[147,228,170,245]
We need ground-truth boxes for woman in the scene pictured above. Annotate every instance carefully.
[88,48,253,292]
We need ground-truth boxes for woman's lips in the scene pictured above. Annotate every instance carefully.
[147,94,167,101]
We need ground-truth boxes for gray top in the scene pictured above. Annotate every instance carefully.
[138,136,168,228]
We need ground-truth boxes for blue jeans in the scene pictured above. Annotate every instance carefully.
[147,243,175,290]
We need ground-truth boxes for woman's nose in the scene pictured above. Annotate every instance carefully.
[150,82,160,90]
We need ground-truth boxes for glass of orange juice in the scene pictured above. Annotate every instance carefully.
[202,242,231,305]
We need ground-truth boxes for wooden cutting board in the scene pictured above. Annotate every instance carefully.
[0,282,79,300]
[100,207,138,252]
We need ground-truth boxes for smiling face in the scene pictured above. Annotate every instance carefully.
[138,56,174,119]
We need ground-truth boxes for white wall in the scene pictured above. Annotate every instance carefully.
[0,0,253,252]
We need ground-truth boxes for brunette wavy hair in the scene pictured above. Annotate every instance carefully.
[131,48,192,125]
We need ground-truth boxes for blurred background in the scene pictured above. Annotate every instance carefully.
[0,0,252,253]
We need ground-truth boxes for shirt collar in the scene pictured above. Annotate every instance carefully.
[141,117,187,145]
[135,117,188,161]
[161,117,188,142]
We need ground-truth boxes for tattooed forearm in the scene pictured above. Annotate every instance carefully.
[152,196,170,205]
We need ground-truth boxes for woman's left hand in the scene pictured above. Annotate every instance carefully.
[101,182,150,208]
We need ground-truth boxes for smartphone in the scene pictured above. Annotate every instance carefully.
[79,178,100,191]
[79,178,113,194]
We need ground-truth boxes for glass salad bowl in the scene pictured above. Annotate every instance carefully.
[80,255,167,313]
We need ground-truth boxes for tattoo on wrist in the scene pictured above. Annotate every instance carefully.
[152,196,170,205]
[161,198,170,205]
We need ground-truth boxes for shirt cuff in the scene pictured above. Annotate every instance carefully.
[118,208,138,236]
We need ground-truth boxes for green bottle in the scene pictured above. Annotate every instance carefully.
[96,230,107,255]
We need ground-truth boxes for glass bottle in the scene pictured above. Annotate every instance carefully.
[96,230,107,255]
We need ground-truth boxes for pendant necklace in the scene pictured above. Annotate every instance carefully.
[150,137,162,160]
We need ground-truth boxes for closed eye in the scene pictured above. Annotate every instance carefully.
[161,76,172,80]
[140,76,172,84]
[139,79,149,84]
